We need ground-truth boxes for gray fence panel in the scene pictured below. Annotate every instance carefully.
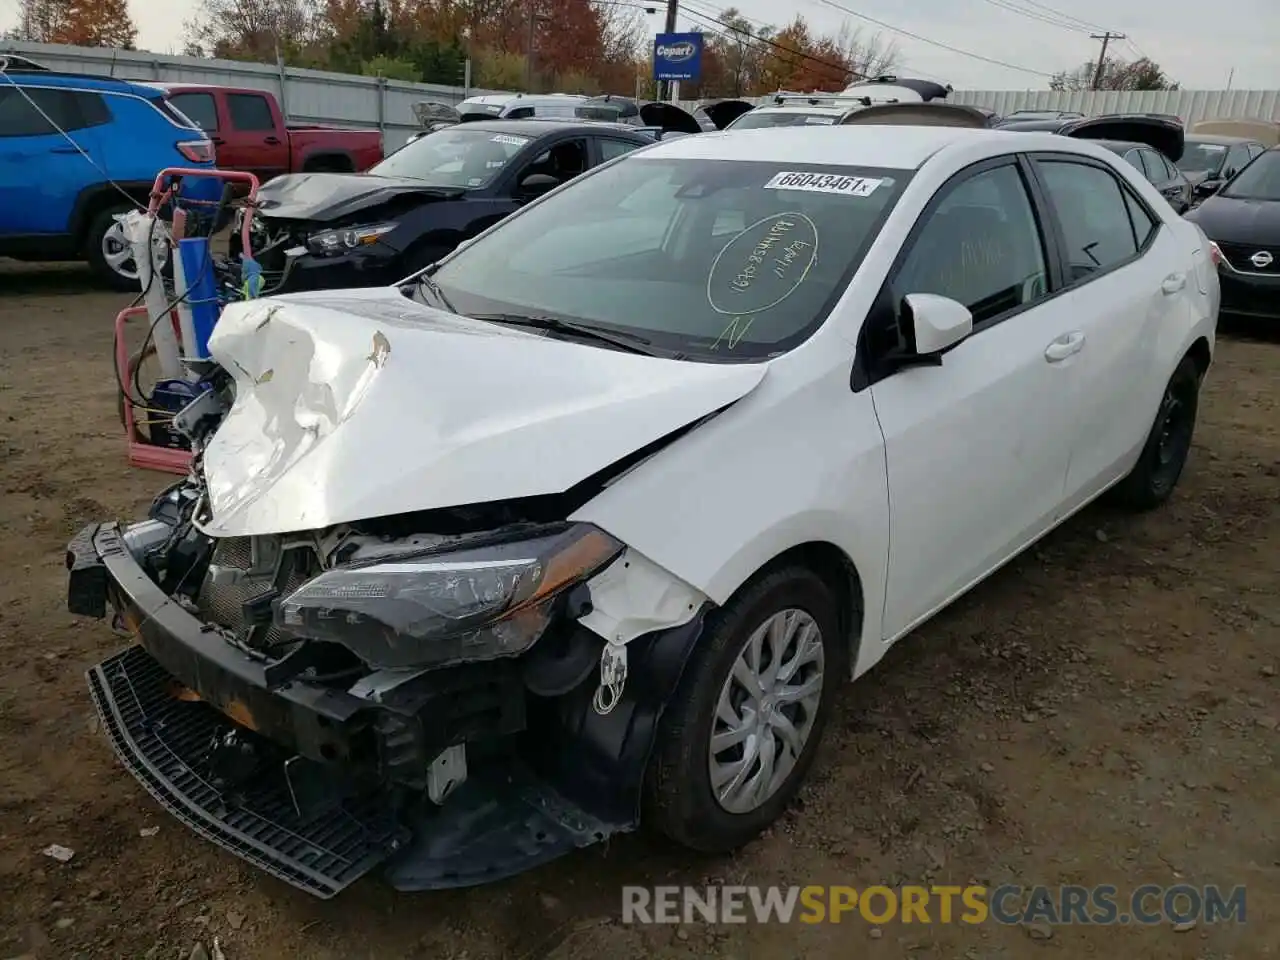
[0,39,510,149]
[7,41,1279,142]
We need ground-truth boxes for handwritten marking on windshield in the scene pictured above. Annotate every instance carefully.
[706,211,820,350]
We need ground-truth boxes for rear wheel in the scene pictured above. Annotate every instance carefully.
[84,200,168,292]
[644,565,843,852]
[1112,355,1201,510]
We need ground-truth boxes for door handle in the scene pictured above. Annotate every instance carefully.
[1161,274,1186,294]
[263,135,281,145]
[48,145,82,154]
[1044,331,1085,362]
[210,136,225,145]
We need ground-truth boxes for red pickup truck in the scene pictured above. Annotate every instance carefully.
[138,82,384,182]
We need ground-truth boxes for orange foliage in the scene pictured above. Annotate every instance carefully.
[16,0,137,48]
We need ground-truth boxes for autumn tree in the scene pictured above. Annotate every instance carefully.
[1050,56,1179,92]
[12,0,137,48]
[185,0,327,62]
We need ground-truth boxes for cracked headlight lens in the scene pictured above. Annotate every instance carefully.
[275,523,624,670]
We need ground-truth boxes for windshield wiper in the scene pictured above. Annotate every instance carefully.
[470,313,658,355]
[414,267,458,313]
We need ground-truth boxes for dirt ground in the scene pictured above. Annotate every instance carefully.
[0,259,1277,960]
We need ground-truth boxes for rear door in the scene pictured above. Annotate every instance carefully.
[1027,152,1179,508]
[0,86,107,235]
[220,91,289,181]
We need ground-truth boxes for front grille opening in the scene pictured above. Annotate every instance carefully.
[196,537,318,654]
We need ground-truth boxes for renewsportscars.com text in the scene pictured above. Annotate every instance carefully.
[622,884,1247,926]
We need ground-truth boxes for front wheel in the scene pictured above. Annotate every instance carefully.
[644,565,843,852]
[1112,355,1201,510]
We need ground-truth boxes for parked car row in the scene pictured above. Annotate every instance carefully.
[72,92,1223,899]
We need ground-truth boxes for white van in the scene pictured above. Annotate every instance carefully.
[455,93,587,123]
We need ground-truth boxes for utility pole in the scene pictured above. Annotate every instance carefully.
[524,0,535,92]
[1089,32,1125,91]
[657,0,679,101]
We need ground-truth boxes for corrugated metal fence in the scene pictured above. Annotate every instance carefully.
[675,89,1280,126]
[4,39,1279,143]
[0,39,507,149]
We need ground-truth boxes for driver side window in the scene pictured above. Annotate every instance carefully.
[893,162,1049,328]
[527,139,587,183]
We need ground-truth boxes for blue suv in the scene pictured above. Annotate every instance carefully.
[0,59,217,290]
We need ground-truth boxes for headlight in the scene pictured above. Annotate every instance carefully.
[307,222,396,255]
[275,523,624,670]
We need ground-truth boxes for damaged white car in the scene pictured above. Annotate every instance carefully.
[70,122,1217,898]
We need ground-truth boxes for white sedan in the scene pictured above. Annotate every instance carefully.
[76,121,1218,892]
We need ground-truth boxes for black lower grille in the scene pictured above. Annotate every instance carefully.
[87,645,408,898]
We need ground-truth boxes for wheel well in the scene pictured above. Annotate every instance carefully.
[75,188,146,250]
[1185,336,1212,377]
[759,542,865,667]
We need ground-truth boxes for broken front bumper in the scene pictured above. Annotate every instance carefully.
[68,522,661,898]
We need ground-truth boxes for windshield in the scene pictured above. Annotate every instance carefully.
[1177,140,1229,176]
[729,110,839,129]
[1220,149,1280,200]
[367,127,532,187]
[429,157,907,361]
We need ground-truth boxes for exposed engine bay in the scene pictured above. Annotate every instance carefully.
[70,344,714,897]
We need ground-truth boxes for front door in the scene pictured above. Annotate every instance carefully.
[867,158,1078,638]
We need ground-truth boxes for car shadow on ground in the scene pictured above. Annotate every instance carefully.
[0,260,105,297]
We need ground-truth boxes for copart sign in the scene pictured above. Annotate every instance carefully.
[653,32,703,82]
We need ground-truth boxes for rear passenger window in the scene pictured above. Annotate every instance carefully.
[1124,191,1157,248]
[169,92,218,131]
[1036,160,1139,280]
[227,93,274,131]
[894,163,1048,325]
[0,87,91,136]
[505,106,534,119]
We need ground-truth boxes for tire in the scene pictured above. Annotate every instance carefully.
[1112,355,1201,511]
[84,200,165,292]
[643,565,844,853]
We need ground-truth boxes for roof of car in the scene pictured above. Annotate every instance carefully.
[751,103,848,114]
[1,70,153,95]
[452,118,652,138]
[637,124,1079,168]
[1092,139,1151,153]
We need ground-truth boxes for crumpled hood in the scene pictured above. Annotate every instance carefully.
[256,173,460,222]
[200,289,767,537]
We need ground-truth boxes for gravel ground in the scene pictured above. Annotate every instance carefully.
[1,260,1277,960]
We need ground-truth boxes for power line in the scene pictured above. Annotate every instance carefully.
[1015,0,1107,32]
[977,0,1092,34]
[678,3,860,82]
[683,0,956,88]
[806,0,1056,78]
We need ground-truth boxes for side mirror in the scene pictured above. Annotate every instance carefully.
[904,293,973,355]
[1196,179,1222,196]
[518,173,560,197]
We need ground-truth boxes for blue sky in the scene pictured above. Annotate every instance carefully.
[3,0,1276,91]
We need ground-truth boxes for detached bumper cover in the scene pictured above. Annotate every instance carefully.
[69,522,654,897]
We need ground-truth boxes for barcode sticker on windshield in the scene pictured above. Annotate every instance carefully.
[763,171,883,197]
[491,134,530,146]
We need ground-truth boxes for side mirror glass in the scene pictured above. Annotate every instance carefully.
[518,173,560,197]
[904,292,973,355]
